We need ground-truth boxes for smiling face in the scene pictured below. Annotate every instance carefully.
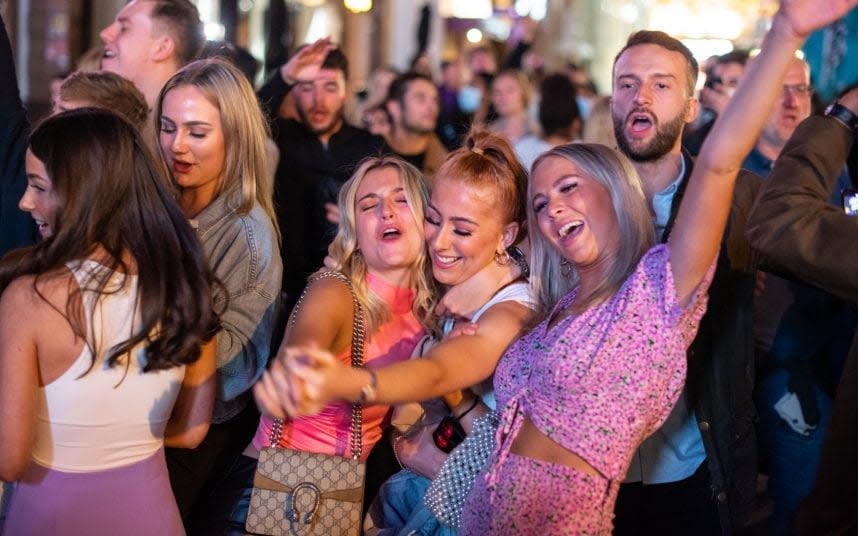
[159,85,226,207]
[424,175,513,286]
[354,166,424,283]
[611,43,696,162]
[531,155,619,272]
[21,150,61,239]
[99,0,158,85]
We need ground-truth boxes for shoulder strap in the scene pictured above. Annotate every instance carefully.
[272,271,367,459]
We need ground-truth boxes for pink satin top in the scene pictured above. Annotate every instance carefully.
[253,273,424,460]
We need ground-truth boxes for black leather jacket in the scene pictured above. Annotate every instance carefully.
[665,152,761,533]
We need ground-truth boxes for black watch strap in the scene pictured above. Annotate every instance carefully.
[825,102,858,133]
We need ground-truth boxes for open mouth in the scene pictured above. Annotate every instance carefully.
[34,219,51,236]
[380,226,401,240]
[558,220,584,240]
[173,161,193,174]
[432,252,459,268]
[628,113,654,134]
[102,49,116,59]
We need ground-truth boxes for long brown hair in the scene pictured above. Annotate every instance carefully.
[0,108,219,371]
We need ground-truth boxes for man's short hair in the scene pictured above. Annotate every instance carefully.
[717,50,749,67]
[59,71,149,130]
[538,73,580,138]
[321,47,349,80]
[386,71,434,107]
[150,0,205,67]
[614,30,699,96]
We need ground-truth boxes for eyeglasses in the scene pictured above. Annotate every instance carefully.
[782,84,813,97]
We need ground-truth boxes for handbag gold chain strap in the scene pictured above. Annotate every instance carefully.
[270,271,366,459]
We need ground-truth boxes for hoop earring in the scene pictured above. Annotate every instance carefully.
[560,258,573,277]
[495,249,511,266]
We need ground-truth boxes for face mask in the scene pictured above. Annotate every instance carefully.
[576,95,592,121]
[458,85,482,113]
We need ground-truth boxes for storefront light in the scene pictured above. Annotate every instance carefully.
[466,28,483,43]
[439,0,492,19]
[344,0,372,13]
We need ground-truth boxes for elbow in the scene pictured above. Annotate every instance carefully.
[164,422,211,449]
[0,455,30,482]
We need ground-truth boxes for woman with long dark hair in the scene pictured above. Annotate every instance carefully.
[0,108,219,535]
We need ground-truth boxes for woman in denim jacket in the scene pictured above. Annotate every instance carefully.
[155,58,283,530]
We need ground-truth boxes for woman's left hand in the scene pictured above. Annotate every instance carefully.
[777,0,858,38]
[254,345,345,418]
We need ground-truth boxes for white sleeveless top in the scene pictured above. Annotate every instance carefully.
[32,260,185,472]
[440,281,536,410]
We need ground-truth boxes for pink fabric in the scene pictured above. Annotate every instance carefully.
[4,449,182,535]
[461,245,714,534]
[253,273,424,460]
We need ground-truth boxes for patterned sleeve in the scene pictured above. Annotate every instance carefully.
[639,244,715,348]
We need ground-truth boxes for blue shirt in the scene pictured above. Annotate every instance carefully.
[626,155,708,484]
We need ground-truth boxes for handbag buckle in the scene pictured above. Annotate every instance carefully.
[285,482,322,525]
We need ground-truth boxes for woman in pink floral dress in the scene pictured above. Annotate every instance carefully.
[458,1,856,533]
[257,1,857,531]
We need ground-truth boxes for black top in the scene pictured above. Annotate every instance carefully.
[0,15,37,257]
[258,74,388,307]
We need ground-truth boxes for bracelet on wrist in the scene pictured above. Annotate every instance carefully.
[358,367,378,404]
[825,102,858,133]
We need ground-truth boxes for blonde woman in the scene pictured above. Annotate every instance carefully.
[154,58,283,527]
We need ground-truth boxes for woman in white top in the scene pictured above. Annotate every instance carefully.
[0,109,218,535]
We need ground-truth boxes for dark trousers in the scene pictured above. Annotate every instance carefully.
[613,461,721,536]
[166,401,260,534]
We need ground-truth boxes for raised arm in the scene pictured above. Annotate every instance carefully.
[257,37,337,122]
[747,90,858,302]
[668,0,858,306]
[256,300,531,419]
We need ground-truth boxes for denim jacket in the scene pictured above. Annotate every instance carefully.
[191,194,282,423]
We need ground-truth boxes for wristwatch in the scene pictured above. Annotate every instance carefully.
[825,102,858,134]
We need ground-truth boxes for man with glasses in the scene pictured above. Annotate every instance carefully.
[743,56,814,175]
[748,54,856,534]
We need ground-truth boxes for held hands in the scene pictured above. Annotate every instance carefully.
[253,345,346,419]
[775,0,858,39]
[281,37,338,86]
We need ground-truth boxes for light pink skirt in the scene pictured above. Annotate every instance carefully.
[3,448,183,536]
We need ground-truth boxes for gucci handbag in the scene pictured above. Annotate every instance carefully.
[246,271,367,536]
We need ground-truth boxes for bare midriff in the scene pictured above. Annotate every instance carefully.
[509,415,604,478]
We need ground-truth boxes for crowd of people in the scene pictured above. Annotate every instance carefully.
[1,0,857,534]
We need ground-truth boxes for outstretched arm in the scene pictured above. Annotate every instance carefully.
[668,0,858,306]
[255,300,531,419]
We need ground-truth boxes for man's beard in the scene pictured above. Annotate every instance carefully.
[403,115,435,136]
[297,105,344,138]
[612,106,687,162]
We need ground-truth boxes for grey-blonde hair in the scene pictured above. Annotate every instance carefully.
[327,156,437,334]
[529,143,655,317]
